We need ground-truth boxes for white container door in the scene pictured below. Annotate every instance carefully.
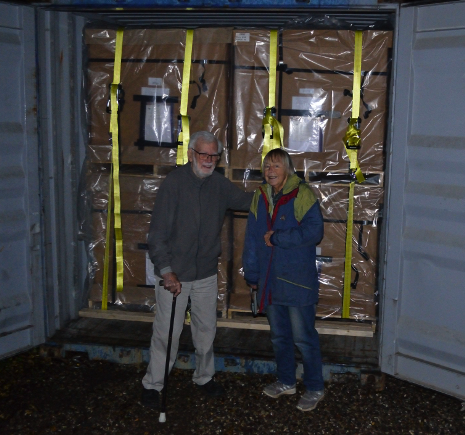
[0,3,45,359]
[381,1,465,399]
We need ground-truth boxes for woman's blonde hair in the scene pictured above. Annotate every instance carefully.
[262,148,295,176]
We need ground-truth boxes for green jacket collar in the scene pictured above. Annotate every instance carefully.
[265,173,301,200]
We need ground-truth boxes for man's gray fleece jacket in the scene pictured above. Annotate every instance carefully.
[148,162,253,282]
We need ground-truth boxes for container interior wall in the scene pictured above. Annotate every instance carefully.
[77,11,394,323]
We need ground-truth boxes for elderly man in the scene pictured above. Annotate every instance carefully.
[141,131,253,408]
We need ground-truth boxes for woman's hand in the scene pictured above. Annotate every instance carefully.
[264,231,275,247]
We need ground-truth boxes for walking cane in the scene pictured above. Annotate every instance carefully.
[158,280,177,423]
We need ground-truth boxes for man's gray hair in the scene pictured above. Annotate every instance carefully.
[188,131,223,154]
[262,148,295,176]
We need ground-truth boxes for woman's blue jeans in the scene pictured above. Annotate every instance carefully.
[266,303,324,391]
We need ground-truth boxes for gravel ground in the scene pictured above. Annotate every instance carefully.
[0,348,464,435]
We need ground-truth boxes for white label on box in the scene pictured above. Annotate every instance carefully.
[146,252,157,286]
[141,87,170,98]
[148,77,163,86]
[292,96,314,111]
[288,94,326,152]
[235,32,250,43]
[145,102,172,143]
[316,247,322,256]
[288,116,321,153]
[299,88,316,95]
[293,91,325,110]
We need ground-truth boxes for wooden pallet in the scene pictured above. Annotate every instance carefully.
[79,307,374,337]
[221,315,374,337]
[84,303,227,320]
[228,305,376,320]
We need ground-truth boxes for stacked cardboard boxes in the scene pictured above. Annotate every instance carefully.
[81,169,160,308]
[83,28,233,313]
[231,29,391,172]
[83,166,231,314]
[228,184,383,320]
[228,29,391,320]
[83,26,392,321]
[85,28,232,167]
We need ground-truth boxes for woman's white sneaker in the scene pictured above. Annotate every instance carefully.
[263,381,296,398]
[297,390,325,411]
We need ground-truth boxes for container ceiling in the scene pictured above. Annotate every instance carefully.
[41,7,396,30]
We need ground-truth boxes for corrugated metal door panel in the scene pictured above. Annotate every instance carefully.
[381,1,465,399]
[34,10,88,333]
[0,3,45,359]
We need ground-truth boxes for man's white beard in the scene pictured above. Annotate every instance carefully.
[192,155,215,179]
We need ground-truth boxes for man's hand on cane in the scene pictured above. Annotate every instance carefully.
[161,272,182,296]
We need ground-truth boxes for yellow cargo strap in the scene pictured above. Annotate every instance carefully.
[261,30,284,163]
[177,29,194,165]
[342,31,364,318]
[342,30,365,184]
[102,28,124,309]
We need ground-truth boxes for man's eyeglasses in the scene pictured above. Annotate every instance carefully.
[192,148,221,162]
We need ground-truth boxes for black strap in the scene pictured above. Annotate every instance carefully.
[234,65,388,76]
[279,109,341,118]
[357,223,370,261]
[189,80,202,110]
[351,264,359,289]
[198,60,208,92]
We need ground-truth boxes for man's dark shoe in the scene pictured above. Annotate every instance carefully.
[141,387,160,409]
[196,379,225,397]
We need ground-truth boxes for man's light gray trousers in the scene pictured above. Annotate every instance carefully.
[142,274,218,391]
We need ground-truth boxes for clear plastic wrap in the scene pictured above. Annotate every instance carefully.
[316,184,383,319]
[228,27,391,320]
[80,163,230,313]
[80,24,391,320]
[81,164,162,309]
[85,27,232,167]
[228,183,383,320]
[81,164,229,312]
[231,29,392,173]
[81,27,233,312]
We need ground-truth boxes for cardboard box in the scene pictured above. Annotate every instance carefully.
[317,222,378,320]
[85,28,232,166]
[231,29,392,172]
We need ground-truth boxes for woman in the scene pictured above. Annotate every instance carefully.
[242,148,325,412]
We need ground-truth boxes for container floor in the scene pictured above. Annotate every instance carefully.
[1,348,464,435]
[48,316,379,367]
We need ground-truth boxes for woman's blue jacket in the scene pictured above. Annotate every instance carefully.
[242,174,324,312]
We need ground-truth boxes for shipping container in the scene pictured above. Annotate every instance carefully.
[0,0,464,401]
